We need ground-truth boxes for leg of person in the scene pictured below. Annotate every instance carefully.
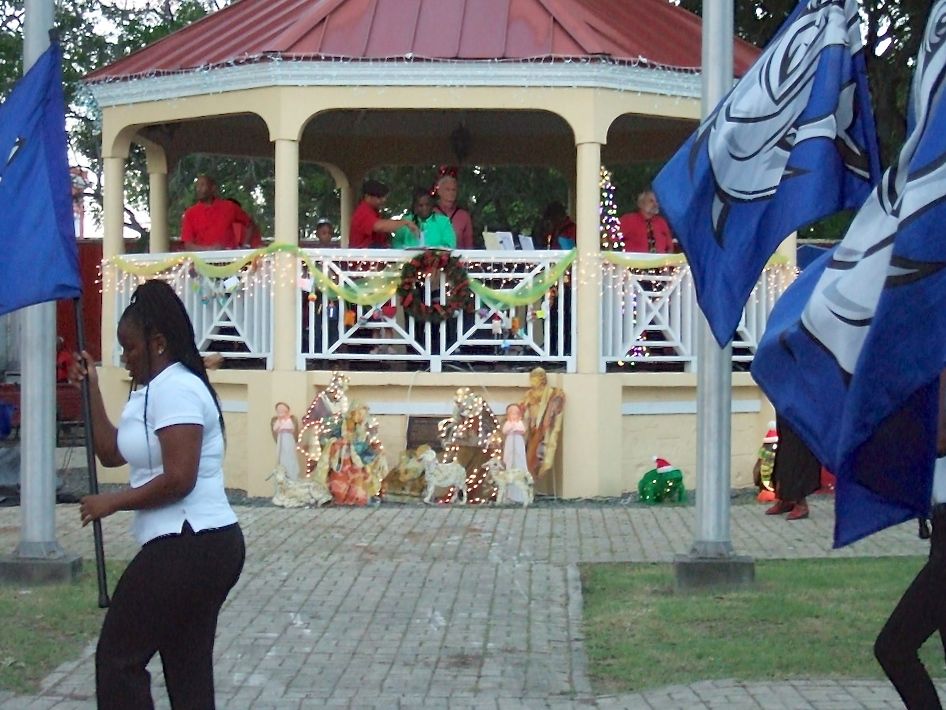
[765,499,795,515]
[159,524,245,710]
[875,559,944,708]
[96,545,173,709]
[786,496,809,520]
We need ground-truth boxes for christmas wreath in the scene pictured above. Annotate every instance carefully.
[397,250,474,323]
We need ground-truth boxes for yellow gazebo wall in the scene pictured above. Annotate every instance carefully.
[96,367,771,498]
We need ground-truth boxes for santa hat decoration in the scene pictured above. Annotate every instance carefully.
[762,421,778,444]
[654,456,675,473]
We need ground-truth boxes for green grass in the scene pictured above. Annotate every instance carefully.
[581,557,945,694]
[0,561,124,694]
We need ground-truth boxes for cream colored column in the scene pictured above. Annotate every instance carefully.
[147,152,169,253]
[273,137,300,371]
[339,178,353,247]
[776,232,798,266]
[559,140,622,498]
[574,141,602,374]
[101,155,126,364]
[318,162,353,246]
[102,156,125,260]
[148,172,168,252]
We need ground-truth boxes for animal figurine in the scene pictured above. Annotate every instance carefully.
[418,448,468,505]
[268,465,332,508]
[484,457,534,507]
[381,447,428,498]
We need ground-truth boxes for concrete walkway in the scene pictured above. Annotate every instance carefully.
[0,496,937,709]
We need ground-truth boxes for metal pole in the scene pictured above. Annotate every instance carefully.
[691,1,735,559]
[75,299,109,607]
[15,0,63,561]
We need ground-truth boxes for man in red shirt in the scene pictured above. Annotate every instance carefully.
[620,190,675,253]
[180,175,253,250]
[349,179,418,248]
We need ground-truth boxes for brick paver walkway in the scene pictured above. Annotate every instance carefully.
[0,496,937,708]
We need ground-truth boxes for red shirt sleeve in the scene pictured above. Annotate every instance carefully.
[620,213,645,252]
[229,205,255,248]
[232,204,251,227]
[655,216,674,253]
[350,202,378,248]
[180,206,197,244]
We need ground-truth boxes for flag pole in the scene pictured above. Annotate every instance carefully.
[673,0,754,589]
[5,0,81,579]
[74,298,109,607]
[693,0,735,558]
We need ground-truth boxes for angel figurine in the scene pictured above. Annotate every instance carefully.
[271,402,301,480]
[502,403,528,472]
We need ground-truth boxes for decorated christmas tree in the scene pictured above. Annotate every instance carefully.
[599,166,623,250]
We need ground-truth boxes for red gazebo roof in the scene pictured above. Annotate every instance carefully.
[88,0,758,81]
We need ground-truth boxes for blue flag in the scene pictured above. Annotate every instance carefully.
[752,0,946,547]
[0,42,81,316]
[653,0,881,346]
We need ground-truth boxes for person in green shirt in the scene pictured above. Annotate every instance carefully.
[392,187,457,249]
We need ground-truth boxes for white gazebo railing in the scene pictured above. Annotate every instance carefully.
[298,249,575,373]
[105,249,793,373]
[599,254,796,371]
[108,251,276,367]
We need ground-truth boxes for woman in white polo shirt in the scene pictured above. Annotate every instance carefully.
[73,279,244,709]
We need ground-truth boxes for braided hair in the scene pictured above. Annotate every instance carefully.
[120,280,225,442]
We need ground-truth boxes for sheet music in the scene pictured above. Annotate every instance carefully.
[496,231,516,250]
[483,232,501,250]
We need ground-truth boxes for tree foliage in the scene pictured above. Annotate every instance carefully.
[0,1,934,244]
[678,0,932,239]
[0,1,225,239]
[680,0,929,163]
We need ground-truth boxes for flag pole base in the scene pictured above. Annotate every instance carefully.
[673,552,754,592]
[0,552,82,585]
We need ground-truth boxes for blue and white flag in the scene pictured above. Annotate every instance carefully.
[0,42,81,316]
[752,0,946,547]
[653,0,881,347]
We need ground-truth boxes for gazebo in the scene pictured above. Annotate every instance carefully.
[85,0,783,499]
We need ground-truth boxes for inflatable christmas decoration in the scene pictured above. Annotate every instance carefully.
[753,421,778,503]
[637,457,686,504]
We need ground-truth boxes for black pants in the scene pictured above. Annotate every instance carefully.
[875,505,946,709]
[96,522,245,710]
